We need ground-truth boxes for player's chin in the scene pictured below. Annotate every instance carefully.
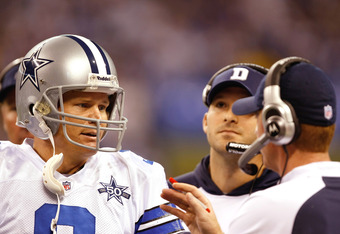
[226,135,249,144]
[77,142,98,155]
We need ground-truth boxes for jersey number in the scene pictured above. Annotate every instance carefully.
[35,204,95,233]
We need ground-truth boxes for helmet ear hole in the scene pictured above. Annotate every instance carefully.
[29,104,35,116]
[107,93,117,117]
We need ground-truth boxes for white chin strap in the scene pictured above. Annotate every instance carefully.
[34,109,64,234]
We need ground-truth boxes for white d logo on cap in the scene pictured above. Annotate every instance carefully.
[230,68,249,81]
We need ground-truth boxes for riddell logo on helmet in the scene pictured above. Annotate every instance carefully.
[97,76,111,81]
[88,74,119,87]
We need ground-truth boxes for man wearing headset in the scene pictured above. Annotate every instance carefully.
[0,35,185,233]
[161,57,340,233]
[168,63,279,232]
[0,58,33,143]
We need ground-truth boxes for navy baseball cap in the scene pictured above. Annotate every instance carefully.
[232,62,336,126]
[203,64,267,106]
[0,58,22,102]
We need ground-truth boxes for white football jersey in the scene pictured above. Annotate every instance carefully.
[0,139,184,233]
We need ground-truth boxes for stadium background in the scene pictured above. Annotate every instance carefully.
[1,0,339,177]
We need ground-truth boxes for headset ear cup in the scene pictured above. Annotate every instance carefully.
[262,101,299,145]
[263,105,287,142]
[202,84,211,106]
[265,115,285,139]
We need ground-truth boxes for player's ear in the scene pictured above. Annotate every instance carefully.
[202,112,208,134]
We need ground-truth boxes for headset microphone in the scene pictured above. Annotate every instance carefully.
[226,142,250,154]
[238,134,270,175]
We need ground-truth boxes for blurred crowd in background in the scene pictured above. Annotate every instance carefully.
[1,0,340,176]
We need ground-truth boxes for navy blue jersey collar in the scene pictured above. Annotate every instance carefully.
[173,156,279,196]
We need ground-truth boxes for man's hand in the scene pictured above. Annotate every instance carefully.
[160,182,223,234]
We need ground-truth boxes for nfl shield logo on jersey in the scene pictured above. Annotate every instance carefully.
[62,181,72,191]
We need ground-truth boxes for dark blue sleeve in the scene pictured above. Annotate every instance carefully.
[292,177,340,234]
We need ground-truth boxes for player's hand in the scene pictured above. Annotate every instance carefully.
[160,182,223,234]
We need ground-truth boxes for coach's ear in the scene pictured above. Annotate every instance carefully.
[202,112,208,134]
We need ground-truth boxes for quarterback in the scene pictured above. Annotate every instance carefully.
[0,35,184,233]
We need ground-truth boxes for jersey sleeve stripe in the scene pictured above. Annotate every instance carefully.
[140,203,174,222]
[135,203,184,233]
[136,219,184,234]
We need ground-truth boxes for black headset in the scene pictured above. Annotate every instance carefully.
[202,63,268,106]
[262,56,310,145]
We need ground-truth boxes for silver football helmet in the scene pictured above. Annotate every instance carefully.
[16,34,127,151]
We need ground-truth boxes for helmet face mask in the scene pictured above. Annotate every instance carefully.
[16,34,127,151]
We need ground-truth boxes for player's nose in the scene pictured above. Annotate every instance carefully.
[89,106,103,120]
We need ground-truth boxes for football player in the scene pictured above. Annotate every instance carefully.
[0,34,185,233]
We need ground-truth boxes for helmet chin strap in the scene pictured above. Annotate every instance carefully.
[33,108,64,234]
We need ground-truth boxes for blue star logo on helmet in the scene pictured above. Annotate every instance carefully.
[98,176,131,205]
[20,46,53,91]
